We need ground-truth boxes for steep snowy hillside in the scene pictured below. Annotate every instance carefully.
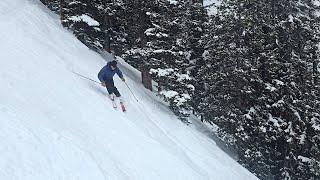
[0,0,258,179]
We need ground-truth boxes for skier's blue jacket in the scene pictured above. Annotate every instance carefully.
[98,62,123,82]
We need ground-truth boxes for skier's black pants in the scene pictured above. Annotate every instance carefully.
[105,78,121,97]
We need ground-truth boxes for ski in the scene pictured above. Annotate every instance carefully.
[108,95,126,112]
[120,102,126,112]
[112,99,117,109]
[109,95,117,109]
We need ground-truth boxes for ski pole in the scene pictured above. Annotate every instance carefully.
[124,81,139,102]
[72,71,100,84]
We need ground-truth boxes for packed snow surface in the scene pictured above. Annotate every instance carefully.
[0,0,258,180]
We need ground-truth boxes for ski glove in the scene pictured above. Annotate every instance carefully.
[101,81,106,87]
[121,78,126,82]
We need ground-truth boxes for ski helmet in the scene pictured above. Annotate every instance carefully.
[109,60,117,68]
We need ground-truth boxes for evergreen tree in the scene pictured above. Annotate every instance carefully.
[40,0,60,12]
[204,0,320,179]
[124,0,195,121]
[174,0,209,119]
[54,0,127,52]
[146,1,192,121]
[96,0,127,54]
[62,0,104,50]
[121,0,153,69]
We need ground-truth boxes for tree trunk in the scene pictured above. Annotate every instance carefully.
[313,60,319,85]
[157,80,162,95]
[104,14,112,53]
[60,0,64,23]
[138,1,147,47]
[141,68,152,91]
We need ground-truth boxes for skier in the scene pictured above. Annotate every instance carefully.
[98,60,126,104]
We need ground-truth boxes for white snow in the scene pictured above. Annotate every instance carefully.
[260,126,267,133]
[187,84,195,91]
[265,83,276,92]
[314,0,320,17]
[298,156,312,163]
[314,0,320,5]
[168,0,178,5]
[153,49,174,54]
[177,73,192,81]
[69,14,100,26]
[288,14,294,22]
[174,94,191,106]
[244,107,256,120]
[312,124,320,131]
[144,28,156,36]
[268,114,280,127]
[144,28,169,38]
[299,132,306,144]
[272,99,285,108]
[203,0,221,15]
[273,79,284,86]
[161,90,179,98]
[0,0,258,180]
[311,117,320,131]
[150,68,175,77]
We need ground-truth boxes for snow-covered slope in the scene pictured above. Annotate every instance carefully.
[0,0,258,179]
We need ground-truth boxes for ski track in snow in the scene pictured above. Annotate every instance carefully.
[0,0,258,180]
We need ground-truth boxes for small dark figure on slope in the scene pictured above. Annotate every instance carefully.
[98,60,125,104]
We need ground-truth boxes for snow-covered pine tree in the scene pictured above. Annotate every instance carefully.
[120,0,158,95]
[260,1,320,179]
[41,0,127,53]
[95,0,127,54]
[203,0,320,179]
[63,0,104,50]
[121,0,152,69]
[122,0,197,121]
[143,0,194,122]
[174,0,209,119]
[40,0,60,12]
